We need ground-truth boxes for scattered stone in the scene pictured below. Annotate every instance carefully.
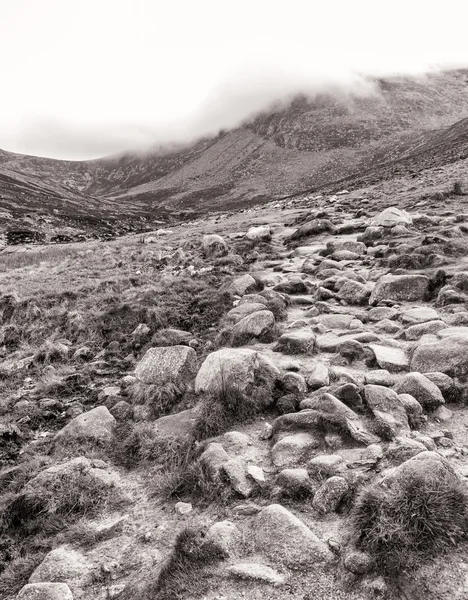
[411,336,468,376]
[364,369,394,386]
[17,583,74,600]
[55,406,115,443]
[337,280,370,305]
[395,372,444,409]
[195,348,279,394]
[202,234,228,256]
[29,546,91,585]
[369,274,429,305]
[227,562,286,586]
[275,468,313,496]
[364,384,410,439]
[275,330,316,355]
[312,476,349,514]
[281,372,307,394]
[271,433,320,468]
[302,361,330,389]
[224,303,267,324]
[308,454,346,480]
[246,225,272,242]
[229,274,258,296]
[368,344,409,372]
[206,521,241,557]
[370,207,412,228]
[175,502,192,515]
[253,504,332,567]
[231,310,275,340]
[135,345,197,386]
[344,550,375,574]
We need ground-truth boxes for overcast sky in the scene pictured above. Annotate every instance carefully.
[1,0,468,160]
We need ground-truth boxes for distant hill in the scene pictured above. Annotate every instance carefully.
[1,68,468,234]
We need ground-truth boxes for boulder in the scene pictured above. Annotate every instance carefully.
[275,329,316,355]
[395,373,444,409]
[229,274,258,296]
[411,336,468,377]
[195,348,279,395]
[271,433,320,468]
[55,406,115,443]
[302,361,329,389]
[364,384,410,438]
[400,307,440,325]
[338,280,370,305]
[275,468,313,496]
[152,409,197,442]
[308,454,346,480]
[369,274,429,305]
[224,303,267,325]
[253,504,332,566]
[370,207,412,228]
[246,225,272,242]
[226,562,286,585]
[206,521,241,557]
[29,546,91,585]
[368,344,409,372]
[135,345,197,386]
[17,583,74,600]
[312,476,349,514]
[405,320,448,340]
[231,310,275,340]
[202,234,228,256]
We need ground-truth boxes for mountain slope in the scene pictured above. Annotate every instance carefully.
[1,68,468,232]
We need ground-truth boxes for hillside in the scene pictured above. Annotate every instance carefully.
[1,68,468,236]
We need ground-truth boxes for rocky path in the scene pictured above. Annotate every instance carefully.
[13,198,468,600]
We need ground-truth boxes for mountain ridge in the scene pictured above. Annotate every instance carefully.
[1,68,468,235]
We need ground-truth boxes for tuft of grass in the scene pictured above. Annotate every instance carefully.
[193,382,272,442]
[119,526,222,600]
[127,380,193,419]
[348,465,468,575]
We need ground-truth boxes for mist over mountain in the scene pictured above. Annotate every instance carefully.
[1,67,468,235]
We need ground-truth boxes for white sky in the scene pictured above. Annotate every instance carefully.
[1,0,468,160]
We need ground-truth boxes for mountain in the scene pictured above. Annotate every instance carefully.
[1,68,468,235]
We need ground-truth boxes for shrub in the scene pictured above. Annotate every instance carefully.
[127,381,193,419]
[349,464,468,574]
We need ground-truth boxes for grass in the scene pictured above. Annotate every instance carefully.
[127,380,194,419]
[119,526,222,600]
[348,463,468,575]
[0,457,123,597]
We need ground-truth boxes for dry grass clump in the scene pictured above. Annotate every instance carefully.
[127,380,193,419]
[0,458,122,597]
[348,465,468,575]
[120,526,222,600]
[193,379,273,442]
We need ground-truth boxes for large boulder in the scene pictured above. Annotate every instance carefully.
[312,476,349,514]
[275,330,316,355]
[271,433,320,468]
[17,583,74,600]
[368,344,409,372]
[369,207,412,228]
[395,373,444,409]
[202,234,228,256]
[231,310,275,341]
[195,348,279,395]
[364,385,410,439]
[228,274,258,296]
[224,303,267,325]
[411,335,468,377]
[135,345,197,386]
[55,406,115,444]
[369,274,429,305]
[337,280,370,305]
[246,225,272,242]
[29,546,91,586]
[253,504,332,566]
